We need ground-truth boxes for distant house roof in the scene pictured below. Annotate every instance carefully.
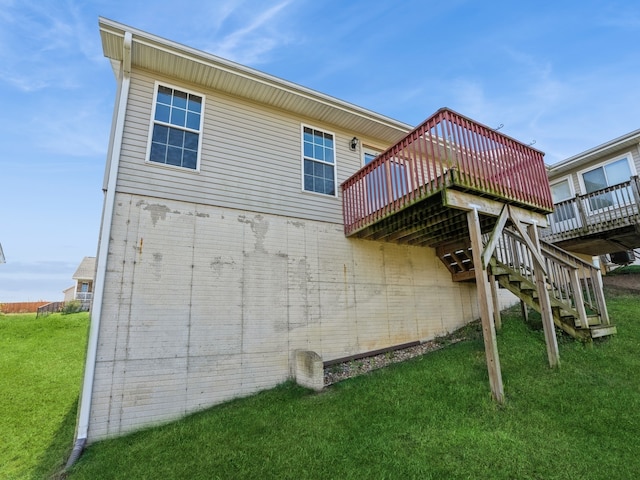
[73,257,96,281]
[548,128,640,177]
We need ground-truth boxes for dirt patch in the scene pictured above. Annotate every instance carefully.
[602,273,640,293]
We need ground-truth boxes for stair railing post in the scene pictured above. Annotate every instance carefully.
[467,208,504,403]
[568,266,589,328]
[592,266,610,325]
[527,223,560,368]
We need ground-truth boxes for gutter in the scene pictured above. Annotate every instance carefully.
[66,30,132,470]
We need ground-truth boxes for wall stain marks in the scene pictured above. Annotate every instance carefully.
[238,214,269,252]
[210,256,236,277]
[288,220,305,228]
[137,201,172,226]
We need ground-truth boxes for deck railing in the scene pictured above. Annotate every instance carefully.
[342,108,552,236]
[543,176,640,239]
[75,292,93,301]
[492,228,609,328]
[36,301,65,317]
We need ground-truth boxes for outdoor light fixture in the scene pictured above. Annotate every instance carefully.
[349,137,359,151]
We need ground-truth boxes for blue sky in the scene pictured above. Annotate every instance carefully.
[0,0,638,302]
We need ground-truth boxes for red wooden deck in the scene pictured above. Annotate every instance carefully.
[341,108,553,247]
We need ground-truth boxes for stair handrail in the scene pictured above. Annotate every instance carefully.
[490,227,609,328]
[540,240,610,325]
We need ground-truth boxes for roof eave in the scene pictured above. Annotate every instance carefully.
[98,17,412,144]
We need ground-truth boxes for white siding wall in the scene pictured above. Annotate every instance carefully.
[87,68,524,442]
[116,71,390,225]
[558,144,640,195]
[88,192,482,441]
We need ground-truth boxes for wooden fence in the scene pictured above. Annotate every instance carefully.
[0,301,53,314]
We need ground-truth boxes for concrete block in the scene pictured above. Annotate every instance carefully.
[293,350,324,391]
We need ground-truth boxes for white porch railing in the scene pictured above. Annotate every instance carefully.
[542,176,640,241]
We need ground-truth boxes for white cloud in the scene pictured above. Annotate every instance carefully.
[0,0,103,91]
[200,0,295,65]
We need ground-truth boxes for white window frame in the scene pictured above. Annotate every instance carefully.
[577,152,636,194]
[146,81,205,172]
[577,152,636,212]
[549,175,579,232]
[362,146,382,167]
[301,124,337,197]
[549,175,576,203]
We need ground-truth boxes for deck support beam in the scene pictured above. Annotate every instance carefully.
[467,208,504,404]
[527,223,560,368]
[489,273,502,330]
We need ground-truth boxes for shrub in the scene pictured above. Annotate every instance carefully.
[62,300,83,315]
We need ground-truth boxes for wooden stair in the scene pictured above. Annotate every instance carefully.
[437,227,616,341]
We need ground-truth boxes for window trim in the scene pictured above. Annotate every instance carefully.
[576,152,636,195]
[548,175,578,229]
[145,81,205,172]
[362,146,382,167]
[549,175,575,203]
[576,152,636,213]
[300,124,338,197]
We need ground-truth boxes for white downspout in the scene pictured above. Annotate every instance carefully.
[66,30,132,469]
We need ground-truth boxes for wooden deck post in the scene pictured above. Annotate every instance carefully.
[489,273,502,330]
[527,223,560,368]
[630,176,640,212]
[467,208,504,403]
[574,193,589,232]
[520,300,529,322]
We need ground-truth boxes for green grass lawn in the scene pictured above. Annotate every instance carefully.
[4,288,639,479]
[63,288,640,480]
[0,312,89,480]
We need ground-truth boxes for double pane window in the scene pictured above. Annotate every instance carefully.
[550,179,576,223]
[303,127,335,195]
[582,157,632,210]
[149,85,203,170]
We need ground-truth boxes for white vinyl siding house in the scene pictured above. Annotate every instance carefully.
[543,130,640,257]
[77,18,521,445]
[116,70,365,224]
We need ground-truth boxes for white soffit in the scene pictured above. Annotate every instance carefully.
[99,17,412,145]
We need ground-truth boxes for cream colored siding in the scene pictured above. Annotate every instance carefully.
[553,145,640,195]
[115,70,380,224]
[88,192,481,441]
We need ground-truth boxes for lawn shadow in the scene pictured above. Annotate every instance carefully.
[31,398,78,480]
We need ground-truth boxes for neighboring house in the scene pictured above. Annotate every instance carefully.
[63,257,96,309]
[72,18,612,453]
[542,129,640,264]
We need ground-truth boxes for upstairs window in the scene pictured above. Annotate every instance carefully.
[148,84,204,170]
[302,126,336,196]
[549,177,577,227]
[580,155,634,211]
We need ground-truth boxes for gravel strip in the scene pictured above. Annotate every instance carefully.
[323,337,465,386]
